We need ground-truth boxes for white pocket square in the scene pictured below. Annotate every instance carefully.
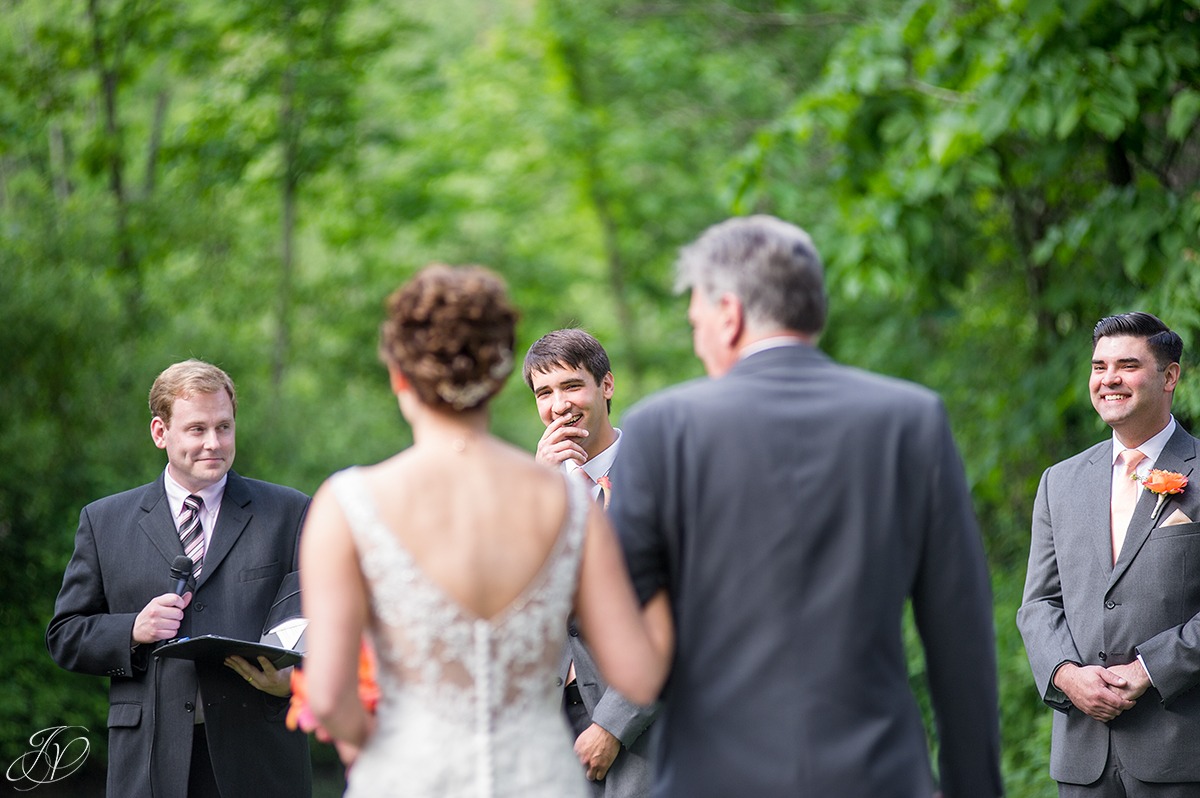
[1161,508,1194,527]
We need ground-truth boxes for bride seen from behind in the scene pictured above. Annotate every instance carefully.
[299,265,673,796]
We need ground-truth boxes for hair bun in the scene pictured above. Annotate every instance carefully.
[380,265,518,411]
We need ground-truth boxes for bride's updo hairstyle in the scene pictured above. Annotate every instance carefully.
[379,264,518,412]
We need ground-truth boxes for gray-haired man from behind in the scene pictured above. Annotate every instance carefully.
[612,215,1002,797]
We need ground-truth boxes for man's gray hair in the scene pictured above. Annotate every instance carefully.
[675,215,827,335]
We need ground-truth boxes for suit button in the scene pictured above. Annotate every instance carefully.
[1105,600,1116,609]
[555,677,563,687]
[195,602,206,612]
[185,702,195,712]
[1098,651,1107,661]
[568,626,579,637]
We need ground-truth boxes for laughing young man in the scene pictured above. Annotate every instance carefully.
[523,329,658,798]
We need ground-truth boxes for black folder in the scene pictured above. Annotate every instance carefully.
[154,634,302,669]
[153,571,306,669]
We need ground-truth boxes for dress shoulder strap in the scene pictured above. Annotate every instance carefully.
[328,467,388,551]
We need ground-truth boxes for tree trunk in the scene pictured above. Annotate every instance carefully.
[273,62,298,394]
[143,88,169,197]
[86,0,139,325]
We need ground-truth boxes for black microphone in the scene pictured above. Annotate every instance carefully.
[169,555,193,596]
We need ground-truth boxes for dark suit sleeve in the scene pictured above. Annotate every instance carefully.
[610,406,670,605]
[46,505,141,677]
[1016,468,1080,711]
[911,405,1003,798]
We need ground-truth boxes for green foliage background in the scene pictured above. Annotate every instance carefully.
[2,0,1197,794]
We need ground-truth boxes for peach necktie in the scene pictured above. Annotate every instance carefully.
[1111,449,1146,563]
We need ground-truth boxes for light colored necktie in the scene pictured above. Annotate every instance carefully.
[568,468,597,499]
[1111,449,1146,563]
[179,494,206,578]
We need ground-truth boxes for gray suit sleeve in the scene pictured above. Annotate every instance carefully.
[1136,621,1200,704]
[590,689,660,748]
[1016,468,1081,711]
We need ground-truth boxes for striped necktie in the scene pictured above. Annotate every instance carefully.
[180,494,206,578]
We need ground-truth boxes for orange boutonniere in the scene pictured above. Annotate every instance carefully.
[597,475,612,510]
[1139,469,1188,521]
[287,638,379,742]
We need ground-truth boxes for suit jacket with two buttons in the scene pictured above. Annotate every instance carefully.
[1018,425,1200,785]
[613,345,1002,798]
[46,471,312,798]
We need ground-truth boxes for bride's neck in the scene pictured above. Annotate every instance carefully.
[409,406,490,452]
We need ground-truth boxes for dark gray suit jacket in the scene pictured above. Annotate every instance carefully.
[46,471,312,798]
[613,345,1001,798]
[1018,425,1200,785]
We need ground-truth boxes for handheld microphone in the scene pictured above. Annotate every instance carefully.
[169,555,193,596]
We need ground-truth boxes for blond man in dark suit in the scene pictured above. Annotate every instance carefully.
[47,360,311,798]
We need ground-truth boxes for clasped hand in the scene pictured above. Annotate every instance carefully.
[1054,661,1151,722]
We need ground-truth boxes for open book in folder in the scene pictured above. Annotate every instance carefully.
[154,634,302,669]
[153,570,307,670]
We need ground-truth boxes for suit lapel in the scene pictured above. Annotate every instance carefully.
[139,476,186,570]
[1081,447,1118,575]
[197,472,252,588]
[1109,427,1198,588]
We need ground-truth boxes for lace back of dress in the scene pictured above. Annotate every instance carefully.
[329,468,591,797]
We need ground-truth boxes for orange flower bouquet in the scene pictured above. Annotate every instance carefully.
[287,638,380,742]
[1140,469,1188,521]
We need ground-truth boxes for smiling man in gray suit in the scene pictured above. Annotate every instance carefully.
[524,328,659,796]
[47,360,311,798]
[1019,312,1200,797]
[612,215,1002,798]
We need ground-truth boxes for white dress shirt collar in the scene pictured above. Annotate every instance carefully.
[564,429,621,497]
[1110,416,1176,471]
[738,336,807,360]
[163,468,226,532]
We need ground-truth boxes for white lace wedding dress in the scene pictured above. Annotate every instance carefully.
[329,467,590,797]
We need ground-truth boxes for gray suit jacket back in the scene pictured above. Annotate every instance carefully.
[47,471,312,798]
[613,345,1001,798]
[1018,426,1200,784]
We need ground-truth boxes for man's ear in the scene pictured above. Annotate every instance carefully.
[150,417,168,450]
[718,293,746,348]
[601,371,615,401]
[1164,362,1181,393]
